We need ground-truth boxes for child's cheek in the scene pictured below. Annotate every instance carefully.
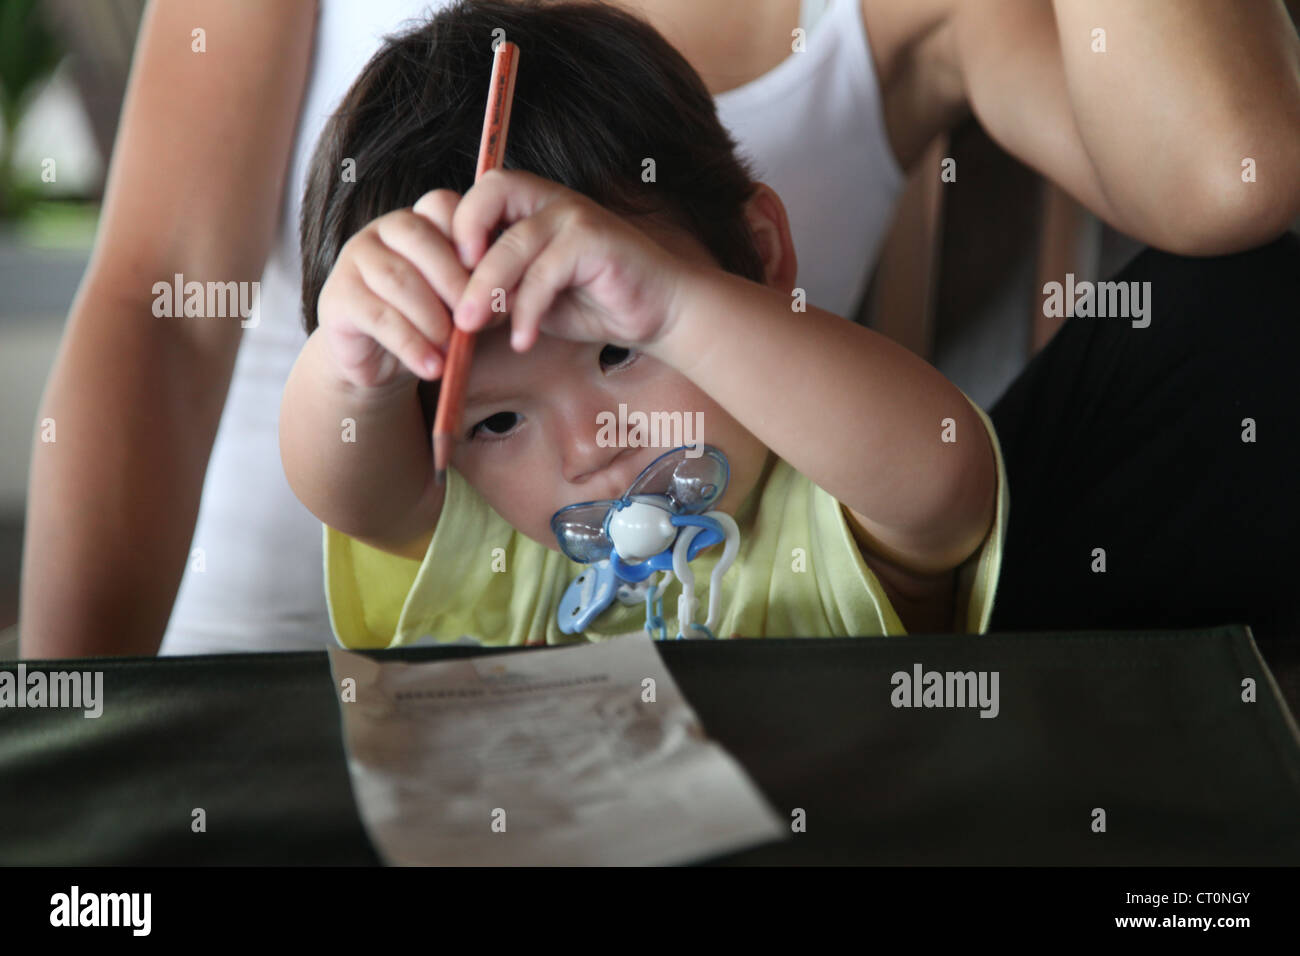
[483,485,552,550]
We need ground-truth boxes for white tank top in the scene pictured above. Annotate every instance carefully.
[159,0,904,654]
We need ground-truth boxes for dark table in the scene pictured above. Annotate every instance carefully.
[2,627,1297,865]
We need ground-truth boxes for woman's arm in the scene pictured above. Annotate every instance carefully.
[951,0,1300,255]
[20,0,317,658]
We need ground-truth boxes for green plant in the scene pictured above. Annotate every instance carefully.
[0,0,63,219]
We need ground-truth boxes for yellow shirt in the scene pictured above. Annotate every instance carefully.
[324,394,1008,647]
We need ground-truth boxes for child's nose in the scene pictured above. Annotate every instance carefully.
[561,434,630,488]
[556,401,624,487]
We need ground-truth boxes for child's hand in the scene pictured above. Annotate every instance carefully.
[449,170,692,352]
[315,190,470,390]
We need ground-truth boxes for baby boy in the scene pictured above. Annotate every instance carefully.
[280,0,1007,647]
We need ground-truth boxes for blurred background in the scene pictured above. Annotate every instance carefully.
[1,0,1298,659]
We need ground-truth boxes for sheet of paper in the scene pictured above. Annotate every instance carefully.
[328,633,785,865]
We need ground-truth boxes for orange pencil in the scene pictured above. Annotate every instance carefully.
[434,40,520,483]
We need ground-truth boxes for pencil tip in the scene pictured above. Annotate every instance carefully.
[433,433,453,482]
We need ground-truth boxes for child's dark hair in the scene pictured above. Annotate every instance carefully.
[299,0,767,340]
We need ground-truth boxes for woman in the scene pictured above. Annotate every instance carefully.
[21,0,1300,656]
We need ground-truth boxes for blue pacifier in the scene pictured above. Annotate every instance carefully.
[552,445,741,639]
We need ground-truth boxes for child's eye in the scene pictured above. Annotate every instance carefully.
[599,344,638,371]
[468,411,520,441]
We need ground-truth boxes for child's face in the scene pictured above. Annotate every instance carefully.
[449,217,772,553]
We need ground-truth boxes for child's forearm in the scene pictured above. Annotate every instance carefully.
[280,329,434,541]
[650,266,994,570]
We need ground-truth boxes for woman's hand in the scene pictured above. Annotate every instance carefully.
[315,189,471,390]
[448,169,693,354]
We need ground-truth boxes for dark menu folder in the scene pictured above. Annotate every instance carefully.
[0,626,1296,865]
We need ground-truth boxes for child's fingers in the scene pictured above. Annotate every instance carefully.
[412,188,460,236]
[341,271,443,381]
[511,233,581,351]
[354,227,453,349]
[454,210,563,339]
[450,169,562,269]
[373,208,469,336]
[404,193,468,335]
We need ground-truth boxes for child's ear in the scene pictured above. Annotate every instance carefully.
[743,183,798,293]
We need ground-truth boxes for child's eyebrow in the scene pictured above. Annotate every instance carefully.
[463,384,523,410]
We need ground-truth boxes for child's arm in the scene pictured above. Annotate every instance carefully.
[280,328,443,560]
[281,190,470,560]
[648,268,996,578]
